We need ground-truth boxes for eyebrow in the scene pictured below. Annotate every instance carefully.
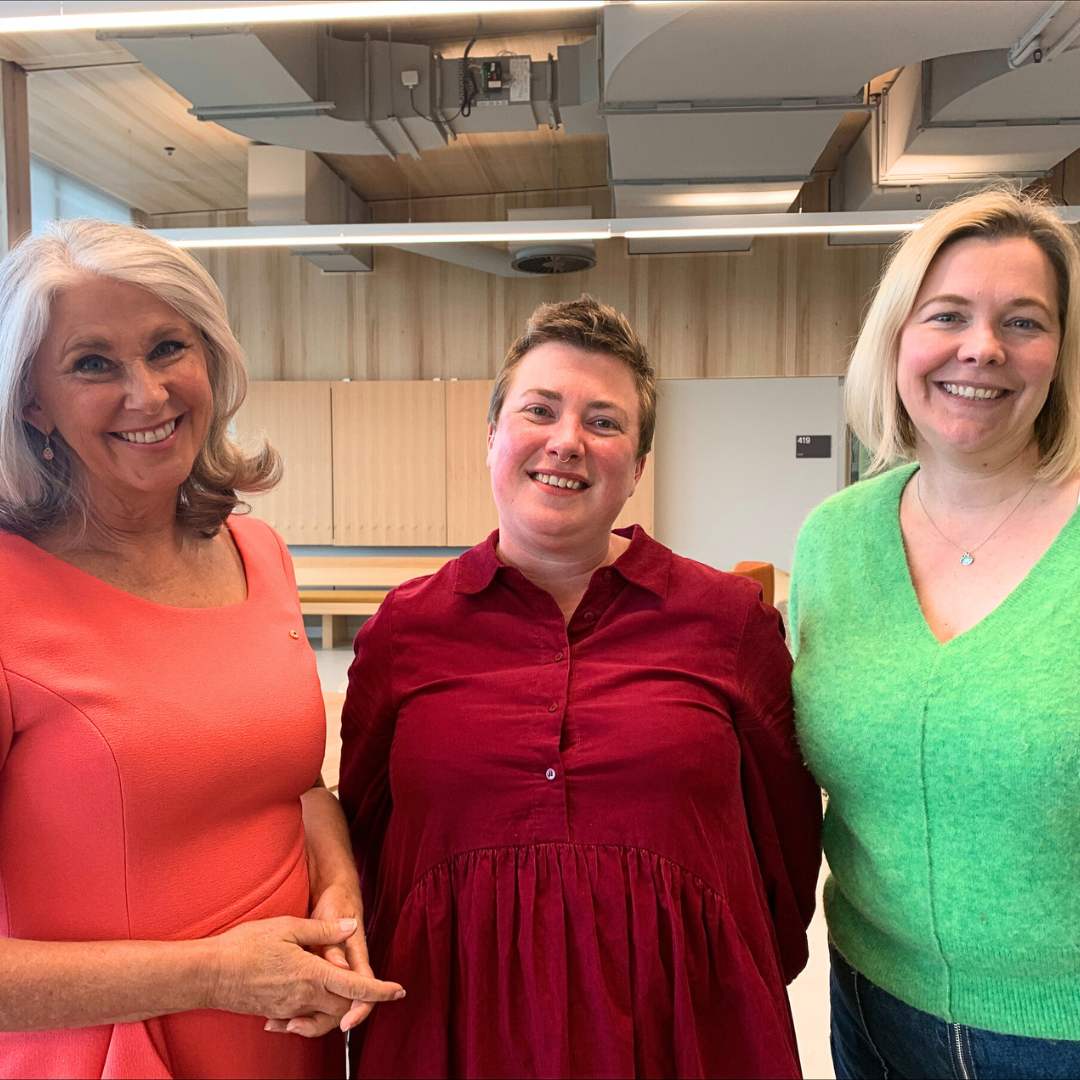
[521,388,628,415]
[916,293,1056,318]
[62,325,191,357]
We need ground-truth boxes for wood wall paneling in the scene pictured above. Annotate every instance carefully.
[151,204,888,384]
[234,381,333,544]
[446,379,498,546]
[332,380,448,545]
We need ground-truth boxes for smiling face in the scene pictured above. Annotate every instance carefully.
[23,275,213,513]
[896,236,1061,464]
[486,341,645,550]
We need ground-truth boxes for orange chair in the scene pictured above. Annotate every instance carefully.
[731,560,775,606]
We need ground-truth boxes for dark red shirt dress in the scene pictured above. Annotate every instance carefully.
[339,527,821,1078]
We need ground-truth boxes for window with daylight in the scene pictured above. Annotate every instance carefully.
[30,158,133,233]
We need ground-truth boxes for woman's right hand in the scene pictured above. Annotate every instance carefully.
[204,916,404,1028]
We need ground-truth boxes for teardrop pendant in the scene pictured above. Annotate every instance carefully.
[959,552,974,566]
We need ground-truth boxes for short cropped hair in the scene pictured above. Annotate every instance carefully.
[845,188,1080,481]
[488,295,656,458]
[0,219,279,538]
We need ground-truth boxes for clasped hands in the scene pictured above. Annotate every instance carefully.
[220,879,403,1038]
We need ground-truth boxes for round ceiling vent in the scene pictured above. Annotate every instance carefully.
[511,244,597,274]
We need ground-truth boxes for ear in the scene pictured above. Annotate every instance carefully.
[485,421,497,467]
[629,454,646,496]
[22,396,53,438]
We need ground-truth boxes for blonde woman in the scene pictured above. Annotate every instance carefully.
[789,189,1080,1079]
[0,221,402,1078]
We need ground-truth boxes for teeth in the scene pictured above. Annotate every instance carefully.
[116,418,177,444]
[533,472,584,490]
[942,383,1005,401]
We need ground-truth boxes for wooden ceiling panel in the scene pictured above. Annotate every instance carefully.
[0,30,131,70]
[328,129,608,203]
[28,64,248,214]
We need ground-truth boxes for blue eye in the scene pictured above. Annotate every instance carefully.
[930,312,961,324]
[592,417,621,431]
[73,353,111,374]
[150,339,186,360]
[1008,317,1042,331]
[524,404,553,419]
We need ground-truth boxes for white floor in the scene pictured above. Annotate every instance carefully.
[315,644,834,1078]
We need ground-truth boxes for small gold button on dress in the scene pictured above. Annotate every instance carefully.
[289,629,300,639]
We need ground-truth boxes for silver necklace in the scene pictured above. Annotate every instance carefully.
[916,473,1037,567]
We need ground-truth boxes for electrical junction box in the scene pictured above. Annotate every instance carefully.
[438,54,549,133]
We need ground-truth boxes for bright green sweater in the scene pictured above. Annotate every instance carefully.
[790,463,1080,1040]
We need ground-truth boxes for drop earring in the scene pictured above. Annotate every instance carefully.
[42,433,54,462]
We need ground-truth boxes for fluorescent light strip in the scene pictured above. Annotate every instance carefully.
[624,223,923,239]
[0,0,607,34]
[153,211,938,250]
[151,207,1080,249]
[158,225,614,249]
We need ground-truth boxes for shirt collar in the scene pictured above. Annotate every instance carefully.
[453,526,671,599]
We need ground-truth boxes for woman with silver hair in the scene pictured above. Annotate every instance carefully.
[790,189,1080,1078]
[0,220,403,1078]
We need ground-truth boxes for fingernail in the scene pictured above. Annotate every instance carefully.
[286,1021,302,1035]
[394,989,406,1000]
[264,1021,273,1032]
[337,918,358,932]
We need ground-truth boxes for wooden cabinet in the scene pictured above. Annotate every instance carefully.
[234,381,333,544]
[446,380,498,546]
[237,378,655,546]
[332,381,447,545]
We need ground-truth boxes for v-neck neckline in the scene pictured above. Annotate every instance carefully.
[883,463,1080,648]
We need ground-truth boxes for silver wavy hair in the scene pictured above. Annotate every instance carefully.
[0,219,279,537]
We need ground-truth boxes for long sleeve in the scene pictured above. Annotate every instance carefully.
[338,595,397,923]
[732,593,822,983]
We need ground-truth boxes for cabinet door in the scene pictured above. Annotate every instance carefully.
[233,381,334,543]
[446,380,498,546]
[332,381,447,545]
[616,453,655,534]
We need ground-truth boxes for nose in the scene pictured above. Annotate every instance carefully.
[958,320,1005,366]
[122,361,170,414]
[546,415,585,464]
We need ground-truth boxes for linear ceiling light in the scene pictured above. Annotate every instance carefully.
[152,212,938,250]
[0,1,610,34]
[653,188,803,210]
[156,222,614,249]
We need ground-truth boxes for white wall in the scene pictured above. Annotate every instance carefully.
[653,377,847,571]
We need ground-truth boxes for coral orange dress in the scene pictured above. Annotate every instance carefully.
[0,515,342,1080]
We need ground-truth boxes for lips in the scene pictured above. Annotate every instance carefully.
[110,415,182,444]
[529,470,589,491]
[938,382,1008,401]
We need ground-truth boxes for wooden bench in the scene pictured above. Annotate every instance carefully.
[292,555,453,648]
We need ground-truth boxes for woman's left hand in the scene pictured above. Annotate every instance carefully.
[266,784,390,1037]
[265,877,376,1036]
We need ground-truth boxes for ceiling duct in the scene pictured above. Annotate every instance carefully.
[109,25,572,157]
[599,1,1074,251]
[836,46,1080,216]
[247,145,372,272]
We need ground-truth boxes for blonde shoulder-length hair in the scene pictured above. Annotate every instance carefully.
[845,188,1080,482]
[0,219,279,538]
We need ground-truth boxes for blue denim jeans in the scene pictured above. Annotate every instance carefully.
[830,944,1080,1079]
